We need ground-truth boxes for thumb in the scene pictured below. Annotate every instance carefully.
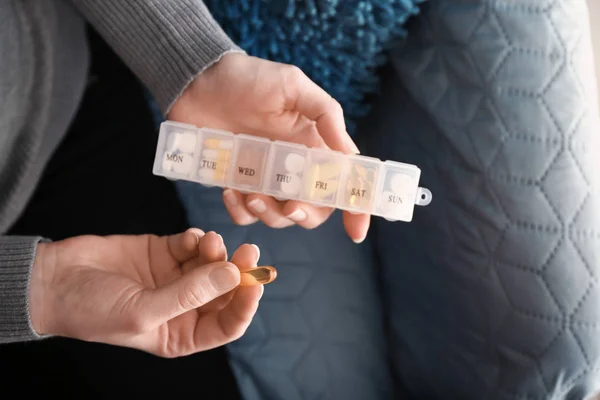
[137,262,240,327]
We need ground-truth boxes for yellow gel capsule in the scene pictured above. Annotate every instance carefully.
[239,266,278,287]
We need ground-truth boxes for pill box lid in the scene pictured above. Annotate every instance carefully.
[311,146,345,157]
[236,133,271,144]
[165,121,197,130]
[383,159,421,173]
[346,153,382,163]
[272,140,308,150]
[199,127,235,137]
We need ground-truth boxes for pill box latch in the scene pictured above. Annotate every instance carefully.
[415,187,432,206]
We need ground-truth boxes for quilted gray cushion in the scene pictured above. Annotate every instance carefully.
[362,0,600,398]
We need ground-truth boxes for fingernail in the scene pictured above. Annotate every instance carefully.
[223,189,238,206]
[248,199,267,214]
[209,265,240,292]
[347,138,360,154]
[286,209,307,222]
[188,228,205,243]
[353,235,366,244]
[217,234,226,252]
[251,244,260,260]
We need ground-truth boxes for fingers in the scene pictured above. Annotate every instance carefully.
[245,195,294,229]
[230,243,261,272]
[283,65,359,154]
[166,228,204,263]
[181,232,229,313]
[225,190,337,231]
[136,261,241,328]
[343,212,371,244]
[218,243,263,324]
[191,283,262,350]
[281,201,334,229]
[224,192,366,243]
[181,231,227,274]
[193,244,263,348]
[198,242,262,313]
[196,231,227,264]
[225,190,293,228]
[222,189,259,226]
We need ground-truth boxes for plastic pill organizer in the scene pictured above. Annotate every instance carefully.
[153,121,433,222]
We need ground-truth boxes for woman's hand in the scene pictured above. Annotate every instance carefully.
[168,53,370,243]
[28,229,263,358]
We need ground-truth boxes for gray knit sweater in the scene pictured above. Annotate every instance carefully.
[0,0,242,343]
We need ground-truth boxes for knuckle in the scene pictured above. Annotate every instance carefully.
[284,64,304,86]
[126,313,151,335]
[301,222,320,230]
[238,217,259,226]
[329,98,344,119]
[217,313,251,342]
[230,214,246,226]
[285,64,303,78]
[227,322,249,342]
[156,346,177,359]
[263,218,278,228]
[232,327,247,341]
[331,98,342,112]
[177,281,210,310]
[161,339,191,359]
[230,218,245,227]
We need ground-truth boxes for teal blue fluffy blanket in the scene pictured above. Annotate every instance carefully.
[205,0,424,134]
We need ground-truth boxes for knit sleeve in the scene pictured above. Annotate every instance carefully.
[69,0,245,114]
[0,236,47,343]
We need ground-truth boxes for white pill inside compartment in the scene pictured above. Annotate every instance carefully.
[284,153,306,174]
[166,131,197,153]
[374,161,421,221]
[280,174,302,196]
[263,141,309,200]
[389,173,414,195]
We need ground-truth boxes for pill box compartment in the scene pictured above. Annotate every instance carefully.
[193,128,236,187]
[301,148,346,207]
[230,134,271,193]
[373,161,421,222]
[263,141,309,201]
[337,155,381,214]
[153,121,200,180]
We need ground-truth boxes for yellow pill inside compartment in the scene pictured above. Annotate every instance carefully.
[201,148,232,161]
[305,162,341,201]
[203,138,234,150]
[343,163,376,209]
[197,157,231,182]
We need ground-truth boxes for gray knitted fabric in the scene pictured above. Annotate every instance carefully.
[0,0,242,343]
